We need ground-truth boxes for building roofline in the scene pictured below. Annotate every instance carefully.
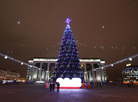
[29,57,104,60]
[122,65,138,71]
[28,57,105,64]
[125,65,138,68]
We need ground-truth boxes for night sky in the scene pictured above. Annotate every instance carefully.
[0,0,138,80]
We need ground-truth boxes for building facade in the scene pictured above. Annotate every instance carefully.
[122,65,138,84]
[0,69,20,81]
[27,57,107,82]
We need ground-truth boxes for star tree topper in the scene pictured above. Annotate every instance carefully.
[65,18,71,24]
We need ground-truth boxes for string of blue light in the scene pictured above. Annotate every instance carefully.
[0,52,138,70]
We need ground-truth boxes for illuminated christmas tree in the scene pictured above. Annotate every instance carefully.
[53,18,83,82]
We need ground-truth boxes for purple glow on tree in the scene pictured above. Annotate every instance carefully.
[52,18,83,82]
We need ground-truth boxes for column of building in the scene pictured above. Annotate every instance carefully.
[44,63,47,81]
[84,63,88,82]
[101,64,105,82]
[38,63,42,80]
[31,63,35,81]
[46,63,50,82]
[41,65,45,80]
[91,63,95,82]
[88,70,91,82]
[99,63,103,82]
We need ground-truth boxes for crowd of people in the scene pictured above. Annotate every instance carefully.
[45,82,60,92]
[45,82,92,91]
[44,81,136,92]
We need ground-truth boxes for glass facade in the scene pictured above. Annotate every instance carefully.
[122,65,138,84]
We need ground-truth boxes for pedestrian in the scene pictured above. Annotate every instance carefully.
[127,83,131,88]
[50,82,53,91]
[53,82,55,91]
[130,81,134,87]
[45,82,49,88]
[56,82,60,92]
[97,82,99,86]
[100,82,102,87]
[88,82,90,88]
[120,82,122,87]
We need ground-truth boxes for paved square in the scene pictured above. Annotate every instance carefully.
[0,84,138,102]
